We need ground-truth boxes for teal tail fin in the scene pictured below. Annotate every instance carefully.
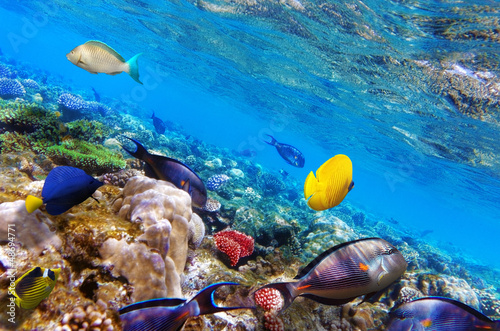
[126,53,143,84]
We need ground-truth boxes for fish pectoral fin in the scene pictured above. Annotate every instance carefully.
[181,179,191,194]
[377,269,388,285]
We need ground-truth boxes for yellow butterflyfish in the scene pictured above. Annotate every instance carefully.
[304,154,354,211]
[13,267,60,309]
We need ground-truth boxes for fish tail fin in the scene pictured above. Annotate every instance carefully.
[303,171,318,200]
[264,134,277,146]
[126,53,143,84]
[194,282,255,316]
[122,136,149,159]
[256,282,295,311]
[25,195,43,213]
[151,111,154,119]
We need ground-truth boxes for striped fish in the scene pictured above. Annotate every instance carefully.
[257,238,407,310]
[304,154,354,211]
[13,267,60,309]
[119,282,253,331]
[66,40,142,84]
[387,297,500,330]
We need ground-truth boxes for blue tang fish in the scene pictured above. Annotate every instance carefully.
[122,137,207,208]
[256,238,407,311]
[151,111,166,134]
[12,266,61,309]
[25,166,103,215]
[387,297,500,331]
[119,282,253,331]
[264,135,305,168]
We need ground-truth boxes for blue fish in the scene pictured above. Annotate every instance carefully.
[151,111,166,134]
[387,297,500,331]
[119,282,253,331]
[122,137,207,207]
[264,135,305,168]
[25,166,103,215]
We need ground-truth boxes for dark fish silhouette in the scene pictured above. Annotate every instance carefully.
[151,112,166,134]
[119,282,253,331]
[264,135,305,167]
[122,137,207,207]
[25,166,103,215]
[91,87,100,102]
[257,238,407,310]
[387,297,500,331]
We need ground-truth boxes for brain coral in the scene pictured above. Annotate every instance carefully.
[0,78,26,99]
[112,176,205,298]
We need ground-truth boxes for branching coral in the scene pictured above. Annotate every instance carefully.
[65,119,112,144]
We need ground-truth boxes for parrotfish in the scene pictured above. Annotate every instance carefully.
[257,238,407,311]
[304,154,354,211]
[122,137,207,207]
[151,111,166,134]
[264,135,305,168]
[25,166,103,215]
[12,267,61,309]
[387,297,500,331]
[119,282,253,331]
[66,40,142,84]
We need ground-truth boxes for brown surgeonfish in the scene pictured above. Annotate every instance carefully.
[66,41,142,84]
[257,238,407,310]
[122,137,207,208]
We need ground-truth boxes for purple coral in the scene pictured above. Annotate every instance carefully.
[0,78,26,99]
[206,174,230,191]
[86,101,114,116]
[58,93,87,111]
[22,79,40,90]
[0,64,15,79]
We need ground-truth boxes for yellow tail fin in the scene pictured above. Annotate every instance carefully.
[25,195,43,213]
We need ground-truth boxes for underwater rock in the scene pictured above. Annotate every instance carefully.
[55,299,115,331]
[0,200,61,255]
[114,176,203,297]
[229,168,244,178]
[0,78,26,99]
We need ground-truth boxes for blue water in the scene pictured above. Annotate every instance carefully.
[0,0,499,274]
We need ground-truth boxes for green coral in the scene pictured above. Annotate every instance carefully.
[0,101,62,143]
[0,131,34,153]
[42,139,126,175]
[66,119,112,144]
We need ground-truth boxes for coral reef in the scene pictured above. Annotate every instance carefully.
[214,229,254,266]
[0,78,25,99]
[44,139,126,175]
[0,200,61,255]
[112,176,204,298]
[206,174,230,191]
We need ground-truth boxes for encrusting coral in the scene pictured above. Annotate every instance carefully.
[0,200,61,255]
[110,176,205,298]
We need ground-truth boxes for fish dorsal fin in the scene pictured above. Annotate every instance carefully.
[119,297,187,315]
[316,154,351,180]
[42,166,89,198]
[85,40,126,62]
[411,297,496,323]
[294,238,381,279]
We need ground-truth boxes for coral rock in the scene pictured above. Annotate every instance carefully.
[206,174,230,191]
[0,200,61,255]
[214,230,254,266]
